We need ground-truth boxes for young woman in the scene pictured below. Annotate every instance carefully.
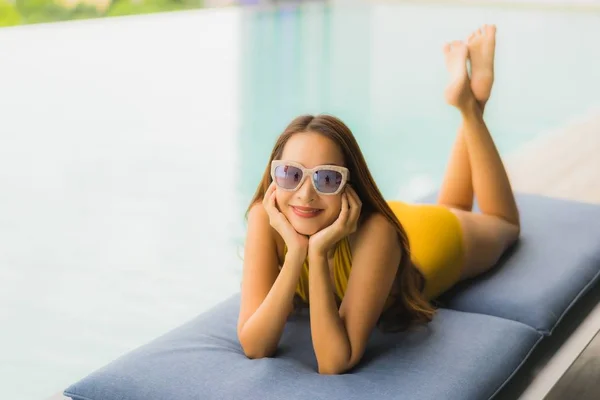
[237,24,520,375]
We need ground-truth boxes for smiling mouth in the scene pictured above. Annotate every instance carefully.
[290,205,323,218]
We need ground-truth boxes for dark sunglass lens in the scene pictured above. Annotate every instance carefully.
[313,170,343,193]
[274,165,303,190]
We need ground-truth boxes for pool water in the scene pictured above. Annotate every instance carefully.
[0,3,599,399]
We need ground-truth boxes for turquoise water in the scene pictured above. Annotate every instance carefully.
[236,1,600,218]
[0,3,599,400]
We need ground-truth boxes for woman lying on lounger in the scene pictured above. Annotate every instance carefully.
[237,24,520,375]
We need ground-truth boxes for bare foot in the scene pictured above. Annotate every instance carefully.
[467,24,496,107]
[443,40,475,109]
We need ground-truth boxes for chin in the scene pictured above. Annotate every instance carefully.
[291,221,320,236]
[288,216,325,236]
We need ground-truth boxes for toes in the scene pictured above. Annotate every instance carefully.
[451,40,463,49]
[454,40,468,53]
[480,24,496,36]
[444,40,467,56]
[470,24,496,40]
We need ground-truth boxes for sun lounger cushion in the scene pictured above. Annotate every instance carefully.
[62,194,600,400]
[63,294,541,400]
[435,194,600,335]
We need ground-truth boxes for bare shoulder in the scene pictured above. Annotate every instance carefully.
[246,202,285,265]
[351,212,398,248]
[244,202,279,265]
[247,201,267,221]
[248,202,285,265]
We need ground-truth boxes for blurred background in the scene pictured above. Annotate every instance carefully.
[0,0,236,26]
[1,1,599,399]
[2,0,600,27]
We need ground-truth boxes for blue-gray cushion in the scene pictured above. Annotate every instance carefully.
[64,293,541,400]
[63,194,600,400]
[435,194,600,335]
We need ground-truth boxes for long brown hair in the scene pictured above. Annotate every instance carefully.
[246,114,436,332]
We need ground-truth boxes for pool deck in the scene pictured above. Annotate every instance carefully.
[497,107,600,399]
[48,109,600,400]
[506,107,600,205]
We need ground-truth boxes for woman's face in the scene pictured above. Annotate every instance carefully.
[276,132,346,236]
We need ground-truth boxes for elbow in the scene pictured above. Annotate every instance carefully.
[238,331,276,360]
[317,360,349,375]
[318,365,346,375]
[316,344,354,375]
[242,346,275,360]
[317,350,359,375]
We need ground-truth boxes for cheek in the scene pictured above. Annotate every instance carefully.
[323,196,343,219]
[275,190,292,211]
[328,195,343,210]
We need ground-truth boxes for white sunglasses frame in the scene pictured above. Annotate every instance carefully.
[270,160,350,196]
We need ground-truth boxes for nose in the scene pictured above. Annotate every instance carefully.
[296,175,317,204]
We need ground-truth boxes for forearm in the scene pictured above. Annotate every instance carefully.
[239,252,304,358]
[308,252,351,374]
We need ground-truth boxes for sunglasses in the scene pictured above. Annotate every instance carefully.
[270,160,350,195]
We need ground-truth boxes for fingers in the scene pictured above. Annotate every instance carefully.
[337,192,354,229]
[346,185,362,208]
[341,192,349,216]
[345,185,362,213]
[262,182,279,220]
[261,182,272,209]
[266,181,277,198]
[344,186,362,233]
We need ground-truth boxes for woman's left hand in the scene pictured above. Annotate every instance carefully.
[309,185,362,257]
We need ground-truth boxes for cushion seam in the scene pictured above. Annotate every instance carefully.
[439,306,540,334]
[443,266,600,335]
[487,333,545,400]
[540,266,600,336]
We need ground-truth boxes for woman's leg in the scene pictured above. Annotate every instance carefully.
[437,124,474,211]
[441,27,520,280]
[437,26,494,211]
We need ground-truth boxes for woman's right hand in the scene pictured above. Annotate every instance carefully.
[262,182,309,261]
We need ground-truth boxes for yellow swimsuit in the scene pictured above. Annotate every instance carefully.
[292,201,465,304]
